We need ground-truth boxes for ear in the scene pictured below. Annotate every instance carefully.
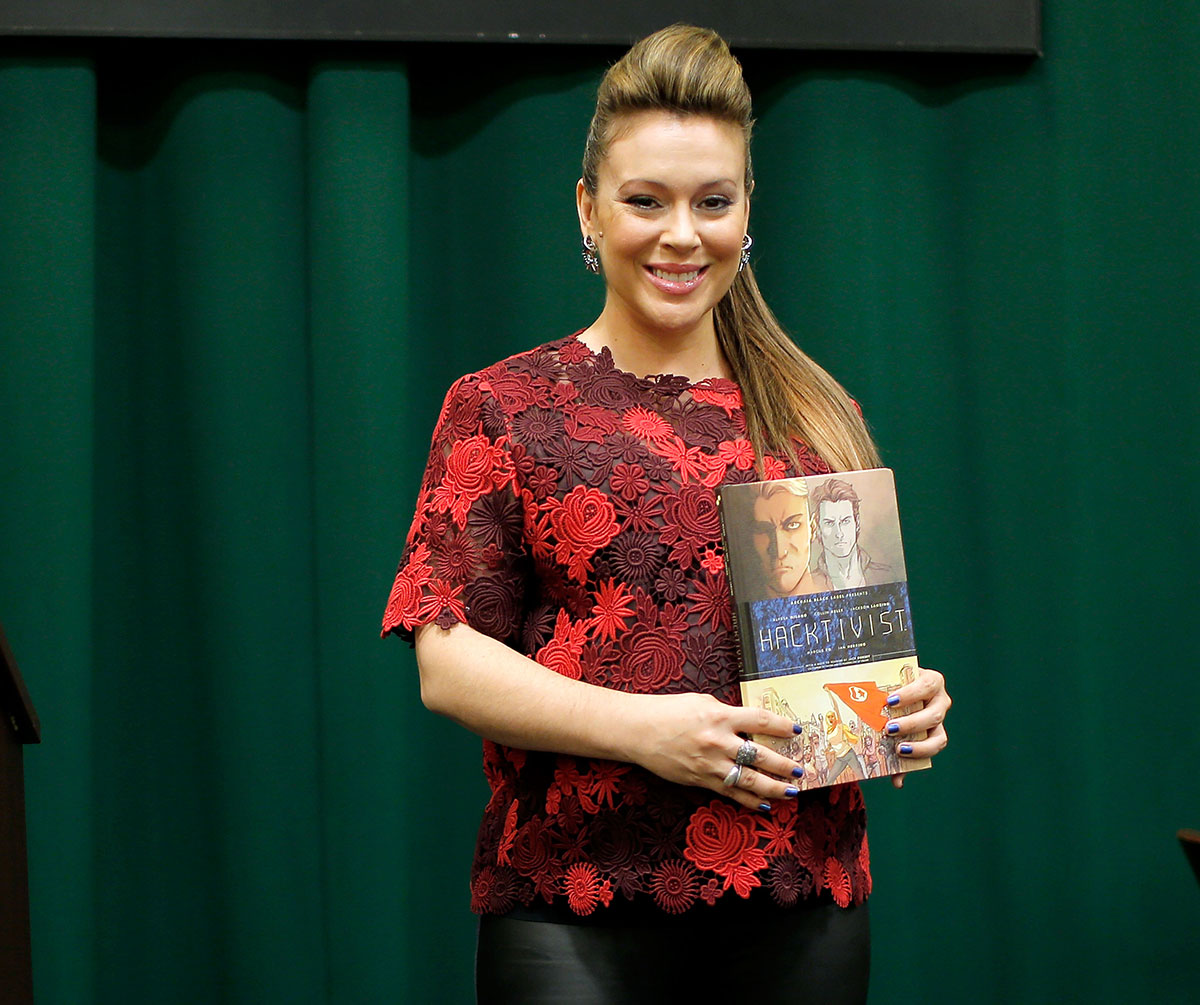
[576,179,595,239]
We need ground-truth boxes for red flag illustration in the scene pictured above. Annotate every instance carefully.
[822,681,891,733]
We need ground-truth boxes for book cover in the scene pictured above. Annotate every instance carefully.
[717,468,931,790]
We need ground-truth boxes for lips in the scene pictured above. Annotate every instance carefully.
[644,264,708,295]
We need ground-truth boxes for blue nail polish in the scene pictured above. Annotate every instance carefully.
[886,693,901,707]
[791,766,804,778]
[792,723,803,734]
[784,787,799,798]
[899,743,913,755]
[886,721,900,735]
[758,802,771,812]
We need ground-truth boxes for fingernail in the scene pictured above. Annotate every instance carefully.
[758,802,772,812]
[886,721,900,735]
[886,693,901,707]
[899,743,913,755]
[784,787,799,798]
[791,767,804,778]
[792,723,803,734]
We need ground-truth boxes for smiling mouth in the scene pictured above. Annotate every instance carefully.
[650,267,703,282]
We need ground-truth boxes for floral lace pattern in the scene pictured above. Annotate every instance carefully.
[382,335,870,915]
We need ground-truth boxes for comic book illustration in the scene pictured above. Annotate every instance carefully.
[716,468,931,790]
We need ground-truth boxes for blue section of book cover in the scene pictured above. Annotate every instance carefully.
[741,583,916,680]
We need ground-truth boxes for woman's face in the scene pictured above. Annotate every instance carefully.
[577,111,749,342]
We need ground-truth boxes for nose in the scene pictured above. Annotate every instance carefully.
[774,528,789,558]
[662,202,700,250]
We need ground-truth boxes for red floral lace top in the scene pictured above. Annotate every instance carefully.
[381,334,870,916]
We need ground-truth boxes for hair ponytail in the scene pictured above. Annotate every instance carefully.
[715,268,880,472]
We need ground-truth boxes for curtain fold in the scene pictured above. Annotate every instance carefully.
[1,7,1198,1001]
[92,64,328,1001]
[305,63,422,998]
[0,60,97,1005]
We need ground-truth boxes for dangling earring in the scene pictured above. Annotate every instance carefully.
[582,235,600,274]
[738,234,753,273]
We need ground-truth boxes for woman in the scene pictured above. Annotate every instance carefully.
[382,24,950,1002]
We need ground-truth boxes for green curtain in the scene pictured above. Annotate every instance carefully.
[2,5,1198,1001]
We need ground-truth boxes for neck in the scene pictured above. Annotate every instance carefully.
[580,305,729,382]
[827,549,859,579]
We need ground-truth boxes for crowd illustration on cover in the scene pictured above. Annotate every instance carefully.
[756,663,919,788]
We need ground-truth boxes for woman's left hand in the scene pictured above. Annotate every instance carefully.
[884,667,950,789]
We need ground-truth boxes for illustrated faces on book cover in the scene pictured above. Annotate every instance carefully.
[751,487,812,597]
[576,110,750,341]
[817,499,859,559]
[812,478,863,561]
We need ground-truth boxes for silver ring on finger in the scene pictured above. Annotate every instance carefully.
[734,740,759,767]
[722,764,743,787]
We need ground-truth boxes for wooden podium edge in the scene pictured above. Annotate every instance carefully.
[1179,830,1200,886]
[0,620,39,745]
[0,617,38,1005]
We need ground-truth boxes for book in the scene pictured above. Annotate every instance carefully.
[716,467,930,790]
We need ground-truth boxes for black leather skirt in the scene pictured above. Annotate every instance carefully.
[476,898,870,1004]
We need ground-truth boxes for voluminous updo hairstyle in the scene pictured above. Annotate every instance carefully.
[582,24,880,473]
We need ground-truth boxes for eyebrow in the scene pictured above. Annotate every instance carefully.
[616,178,740,190]
[752,511,806,530]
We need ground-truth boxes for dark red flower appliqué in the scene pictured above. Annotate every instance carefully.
[610,461,650,501]
[612,593,686,692]
[659,483,722,569]
[650,859,701,914]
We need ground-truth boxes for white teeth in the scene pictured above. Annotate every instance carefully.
[652,268,701,282]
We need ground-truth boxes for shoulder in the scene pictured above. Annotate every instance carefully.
[859,548,891,586]
[859,546,888,570]
[434,335,579,431]
[456,334,580,387]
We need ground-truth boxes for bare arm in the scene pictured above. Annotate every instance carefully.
[415,620,807,811]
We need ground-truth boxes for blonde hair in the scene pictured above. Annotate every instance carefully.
[582,24,881,473]
[755,478,808,501]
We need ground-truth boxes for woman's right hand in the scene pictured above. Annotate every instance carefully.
[629,692,806,811]
[416,621,805,810]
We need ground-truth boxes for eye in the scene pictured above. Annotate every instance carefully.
[698,194,734,211]
[624,195,660,210]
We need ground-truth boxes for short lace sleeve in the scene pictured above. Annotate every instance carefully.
[381,373,529,647]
